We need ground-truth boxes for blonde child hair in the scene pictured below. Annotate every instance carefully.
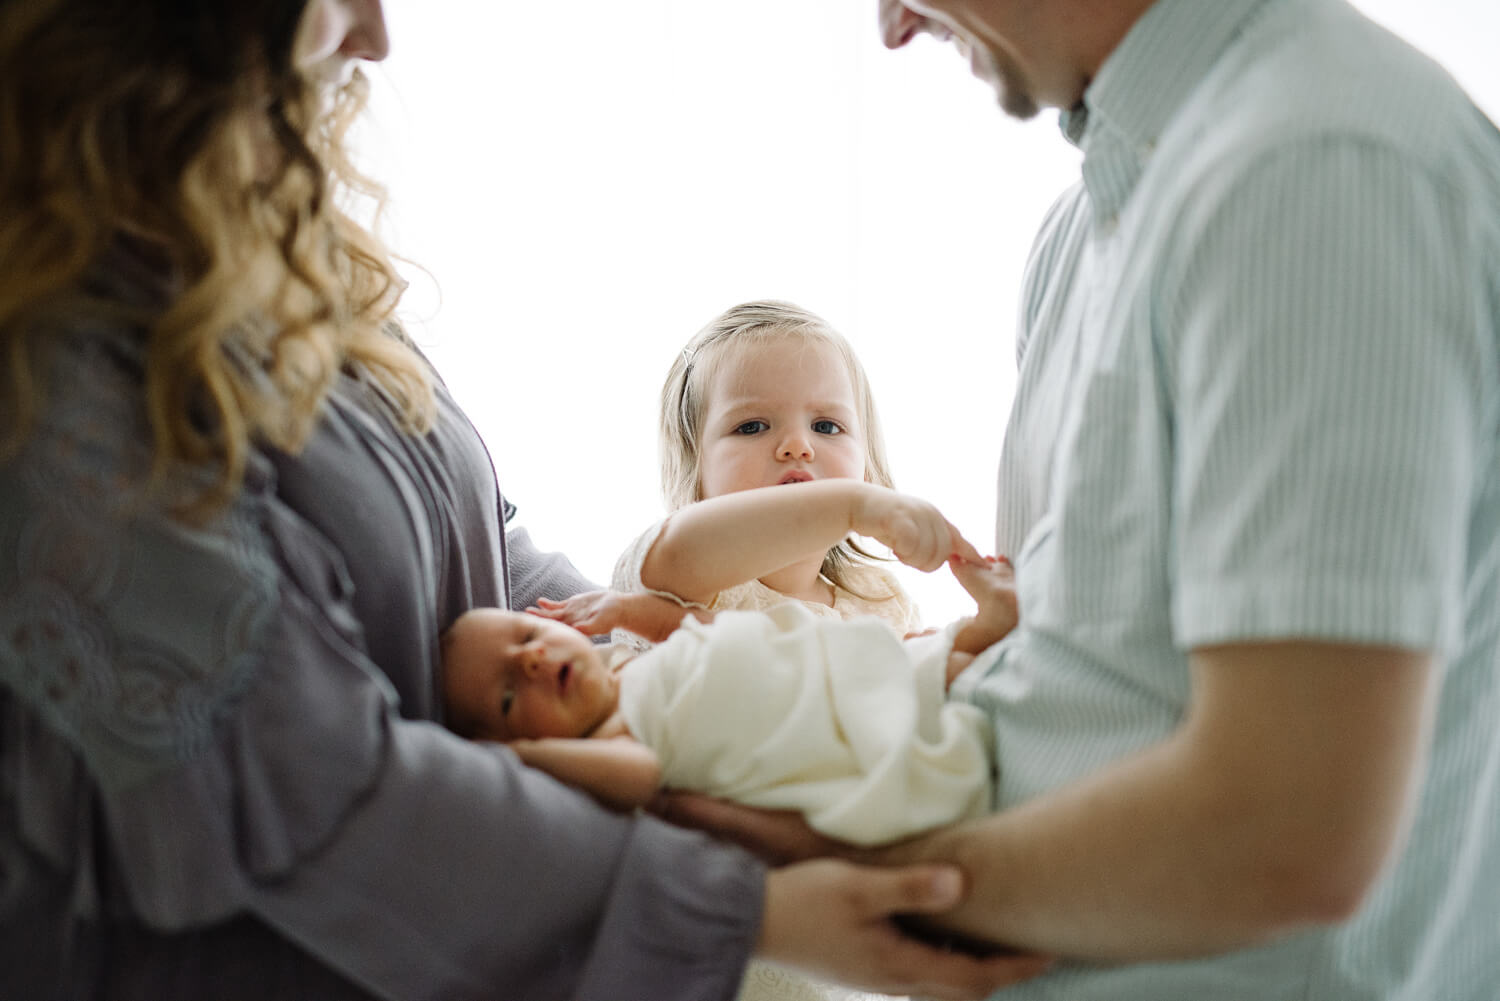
[657,300,897,596]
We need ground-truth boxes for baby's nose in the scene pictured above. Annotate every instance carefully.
[518,643,547,674]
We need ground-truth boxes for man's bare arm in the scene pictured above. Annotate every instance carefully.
[880,641,1437,959]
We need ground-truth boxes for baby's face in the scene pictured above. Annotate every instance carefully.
[443,610,617,741]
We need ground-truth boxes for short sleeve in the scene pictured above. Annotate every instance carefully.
[1164,138,1484,654]
[612,519,666,593]
[612,517,710,609]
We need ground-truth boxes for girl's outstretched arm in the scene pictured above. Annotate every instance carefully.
[641,481,981,603]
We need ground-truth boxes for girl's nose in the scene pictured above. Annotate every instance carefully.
[778,434,814,461]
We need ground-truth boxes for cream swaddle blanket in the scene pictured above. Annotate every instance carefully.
[617,603,992,845]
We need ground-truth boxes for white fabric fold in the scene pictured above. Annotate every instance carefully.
[619,604,991,846]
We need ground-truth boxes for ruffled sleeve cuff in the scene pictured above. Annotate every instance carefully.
[610,518,709,609]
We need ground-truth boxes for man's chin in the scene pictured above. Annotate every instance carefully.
[997,89,1041,120]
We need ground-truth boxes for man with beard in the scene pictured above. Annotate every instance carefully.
[673,2,1500,998]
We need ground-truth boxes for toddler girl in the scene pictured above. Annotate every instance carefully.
[534,300,930,644]
[527,301,973,1001]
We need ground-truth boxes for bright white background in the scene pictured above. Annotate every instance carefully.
[358,1,1498,624]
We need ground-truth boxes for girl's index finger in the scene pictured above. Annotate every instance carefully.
[948,526,984,565]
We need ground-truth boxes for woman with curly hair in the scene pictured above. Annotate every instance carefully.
[0,2,1046,998]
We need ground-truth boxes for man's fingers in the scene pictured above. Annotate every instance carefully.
[860,863,964,915]
[874,935,1054,1001]
[899,952,1056,1001]
[858,870,1056,1001]
[852,866,1054,999]
[759,859,1052,999]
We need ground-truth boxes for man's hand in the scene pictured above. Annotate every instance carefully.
[758,860,1052,1000]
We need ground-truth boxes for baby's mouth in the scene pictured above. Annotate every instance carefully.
[558,662,572,692]
[778,471,813,485]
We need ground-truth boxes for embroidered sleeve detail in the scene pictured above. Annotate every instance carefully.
[3,327,397,924]
[0,331,278,792]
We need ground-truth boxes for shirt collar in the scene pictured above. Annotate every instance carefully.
[1060,0,1273,223]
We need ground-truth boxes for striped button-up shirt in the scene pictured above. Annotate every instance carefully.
[957,0,1500,996]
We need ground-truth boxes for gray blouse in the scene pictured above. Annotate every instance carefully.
[0,315,763,1000]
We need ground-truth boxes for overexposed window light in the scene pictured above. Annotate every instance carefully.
[359,1,1498,624]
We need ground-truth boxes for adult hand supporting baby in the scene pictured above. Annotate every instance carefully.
[653,791,841,866]
[657,795,1053,991]
[757,858,1053,999]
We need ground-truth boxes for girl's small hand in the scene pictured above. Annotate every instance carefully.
[853,486,983,572]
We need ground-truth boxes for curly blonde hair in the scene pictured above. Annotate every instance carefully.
[0,0,434,514]
[659,300,898,595]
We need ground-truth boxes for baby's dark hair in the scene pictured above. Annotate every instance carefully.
[439,611,486,740]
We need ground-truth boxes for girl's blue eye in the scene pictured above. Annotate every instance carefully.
[812,420,842,435]
[734,420,769,435]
